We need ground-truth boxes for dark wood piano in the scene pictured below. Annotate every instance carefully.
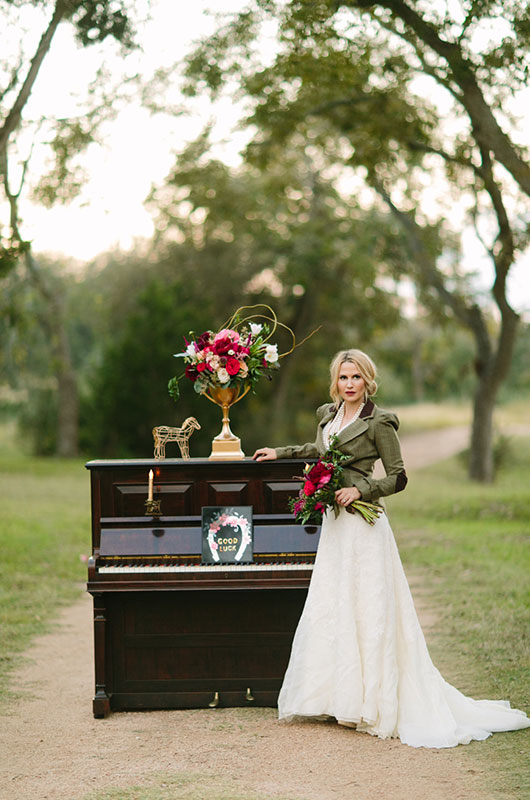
[86,458,320,717]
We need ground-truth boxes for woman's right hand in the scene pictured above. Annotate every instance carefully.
[252,447,277,461]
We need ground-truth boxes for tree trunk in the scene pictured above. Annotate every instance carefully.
[56,333,79,458]
[411,333,424,403]
[469,373,496,482]
[24,250,80,457]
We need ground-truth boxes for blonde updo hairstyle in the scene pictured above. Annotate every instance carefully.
[329,349,378,406]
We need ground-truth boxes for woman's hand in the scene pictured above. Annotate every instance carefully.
[335,486,361,506]
[252,447,277,461]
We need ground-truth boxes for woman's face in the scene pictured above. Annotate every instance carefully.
[337,361,366,407]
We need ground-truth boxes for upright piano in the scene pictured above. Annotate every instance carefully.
[86,458,320,717]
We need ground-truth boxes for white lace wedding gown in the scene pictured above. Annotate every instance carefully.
[278,503,530,749]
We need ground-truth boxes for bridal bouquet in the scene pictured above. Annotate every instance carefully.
[168,305,313,400]
[289,436,384,526]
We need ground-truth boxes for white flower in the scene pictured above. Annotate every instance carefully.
[185,343,196,357]
[217,367,230,383]
[206,353,220,369]
[250,323,263,336]
[263,343,279,363]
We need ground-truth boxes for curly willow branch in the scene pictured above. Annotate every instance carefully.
[221,304,321,358]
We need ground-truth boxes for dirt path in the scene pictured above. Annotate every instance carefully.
[0,426,494,800]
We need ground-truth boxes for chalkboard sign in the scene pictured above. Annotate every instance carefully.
[201,506,253,564]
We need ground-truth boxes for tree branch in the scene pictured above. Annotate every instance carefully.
[0,0,67,155]
[372,177,493,369]
[344,0,530,197]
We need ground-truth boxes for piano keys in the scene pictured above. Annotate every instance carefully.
[86,457,320,717]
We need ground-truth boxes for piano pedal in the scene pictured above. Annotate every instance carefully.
[245,687,255,703]
[208,691,220,708]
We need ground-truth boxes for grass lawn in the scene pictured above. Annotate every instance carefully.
[387,438,530,799]
[0,420,90,702]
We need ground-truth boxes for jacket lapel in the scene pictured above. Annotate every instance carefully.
[336,418,369,446]
[318,406,336,428]
[335,398,375,446]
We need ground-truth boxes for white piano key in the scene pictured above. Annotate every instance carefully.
[98,563,313,574]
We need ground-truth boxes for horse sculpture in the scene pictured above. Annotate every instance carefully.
[152,417,201,460]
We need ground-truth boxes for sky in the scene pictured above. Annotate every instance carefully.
[6,0,530,313]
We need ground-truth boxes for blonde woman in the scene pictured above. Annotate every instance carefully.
[253,349,530,748]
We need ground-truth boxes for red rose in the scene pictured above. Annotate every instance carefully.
[303,481,316,497]
[196,362,207,372]
[226,357,241,376]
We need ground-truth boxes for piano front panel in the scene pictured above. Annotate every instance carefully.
[108,589,306,706]
[207,481,249,506]
[113,481,195,517]
[264,481,303,514]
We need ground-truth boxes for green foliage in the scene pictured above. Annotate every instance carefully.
[70,0,135,48]
[80,137,404,456]
[79,278,223,457]
[31,118,96,207]
[373,318,476,404]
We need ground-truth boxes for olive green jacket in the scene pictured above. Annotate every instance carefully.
[274,399,408,502]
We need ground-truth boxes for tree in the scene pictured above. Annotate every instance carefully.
[81,134,404,457]
[179,0,530,480]
[150,134,402,444]
[0,0,141,455]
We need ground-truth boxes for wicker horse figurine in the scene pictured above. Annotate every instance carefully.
[152,417,201,459]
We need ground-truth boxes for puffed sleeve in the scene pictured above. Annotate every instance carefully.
[274,404,330,460]
[351,412,408,501]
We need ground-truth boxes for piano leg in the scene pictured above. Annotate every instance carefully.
[92,593,111,718]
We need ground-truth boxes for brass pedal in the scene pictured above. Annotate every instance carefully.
[208,691,220,708]
[245,687,255,703]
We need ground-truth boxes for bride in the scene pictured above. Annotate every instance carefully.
[253,348,530,748]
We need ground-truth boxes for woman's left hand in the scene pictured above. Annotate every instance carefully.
[335,487,361,506]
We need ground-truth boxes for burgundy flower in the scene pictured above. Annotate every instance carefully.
[185,364,198,382]
[213,336,233,355]
[196,332,212,350]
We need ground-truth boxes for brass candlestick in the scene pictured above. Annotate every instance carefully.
[145,469,162,516]
[144,498,162,517]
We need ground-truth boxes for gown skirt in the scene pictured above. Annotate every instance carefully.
[277,508,530,748]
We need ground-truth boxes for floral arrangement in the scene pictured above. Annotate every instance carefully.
[289,436,384,526]
[168,305,308,400]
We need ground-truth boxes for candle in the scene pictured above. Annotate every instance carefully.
[148,469,154,501]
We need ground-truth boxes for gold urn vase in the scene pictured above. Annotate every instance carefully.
[204,383,251,460]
